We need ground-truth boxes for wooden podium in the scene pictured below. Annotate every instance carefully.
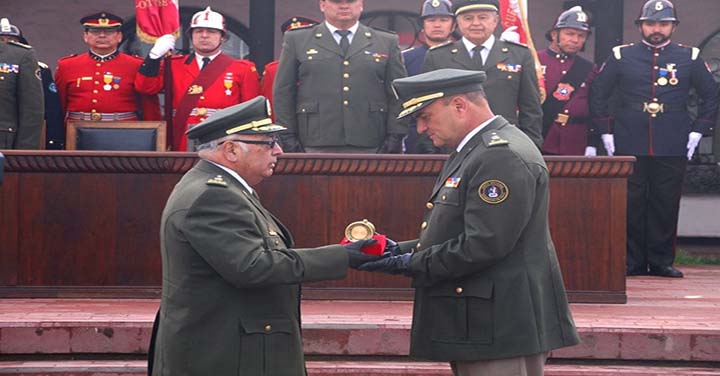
[0,152,632,303]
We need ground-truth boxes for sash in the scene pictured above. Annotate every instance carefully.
[541,55,593,137]
[173,53,234,150]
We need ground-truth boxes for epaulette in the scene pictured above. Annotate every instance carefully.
[38,61,49,69]
[429,41,453,51]
[58,54,79,61]
[286,24,314,32]
[503,40,528,49]
[612,43,633,60]
[678,44,701,60]
[482,130,510,147]
[206,175,228,187]
[8,40,32,49]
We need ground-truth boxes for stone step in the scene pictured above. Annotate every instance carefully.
[0,360,719,376]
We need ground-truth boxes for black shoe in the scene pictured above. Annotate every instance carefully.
[648,266,684,278]
[626,267,647,276]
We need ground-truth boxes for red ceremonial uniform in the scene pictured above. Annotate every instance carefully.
[55,51,160,123]
[135,53,260,151]
[260,60,278,121]
[538,49,597,155]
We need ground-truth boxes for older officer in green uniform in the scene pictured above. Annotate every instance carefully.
[0,18,43,149]
[422,0,543,149]
[152,96,378,376]
[358,69,579,376]
[272,0,407,153]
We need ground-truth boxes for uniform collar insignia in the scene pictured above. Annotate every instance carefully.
[89,50,119,62]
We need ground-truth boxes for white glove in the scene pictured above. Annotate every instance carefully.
[149,34,176,59]
[601,134,615,156]
[686,131,703,160]
[499,26,520,43]
[584,146,597,157]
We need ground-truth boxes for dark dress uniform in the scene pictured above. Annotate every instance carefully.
[372,69,579,367]
[0,40,43,149]
[401,116,579,361]
[403,44,442,154]
[590,42,718,274]
[154,98,349,376]
[538,49,597,155]
[38,62,65,149]
[273,22,407,151]
[422,38,544,149]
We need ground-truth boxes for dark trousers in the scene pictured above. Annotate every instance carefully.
[626,156,687,272]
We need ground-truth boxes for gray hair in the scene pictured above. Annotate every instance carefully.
[196,135,249,153]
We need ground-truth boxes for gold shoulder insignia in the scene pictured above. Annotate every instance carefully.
[429,41,453,51]
[8,40,32,49]
[612,43,633,60]
[482,131,509,147]
[206,175,228,187]
[38,61,49,69]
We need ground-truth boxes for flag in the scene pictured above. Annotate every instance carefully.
[499,0,546,102]
[135,0,180,43]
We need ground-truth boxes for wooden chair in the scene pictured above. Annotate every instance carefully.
[66,121,167,151]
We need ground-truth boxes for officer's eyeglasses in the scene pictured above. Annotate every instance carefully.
[222,137,281,149]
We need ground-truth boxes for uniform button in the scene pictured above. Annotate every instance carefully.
[442,195,447,200]
[264,325,272,332]
[8,127,13,131]
[426,202,434,209]
[343,100,349,106]
[95,72,100,75]
[343,61,350,66]
[0,77,4,80]
[308,56,313,60]
[92,99,98,103]
[651,114,657,118]
[507,75,512,79]
[343,73,350,79]
[455,287,463,295]
[562,70,567,75]
[343,86,350,92]
[653,98,658,102]
[654,53,659,57]
[654,66,659,70]
[91,109,97,113]
[301,109,306,112]
[94,81,99,85]
[416,242,421,249]
[274,240,280,245]
[421,221,427,230]
[96,63,101,67]
[560,59,565,64]
[200,96,205,100]
[93,90,98,94]
[564,109,569,113]
[654,83,658,86]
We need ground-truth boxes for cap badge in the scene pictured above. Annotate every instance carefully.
[432,0,440,7]
[478,180,509,204]
[99,18,109,26]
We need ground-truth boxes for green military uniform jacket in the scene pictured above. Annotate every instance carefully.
[399,116,579,361]
[422,39,544,149]
[272,22,407,148]
[154,160,348,376]
[0,41,43,149]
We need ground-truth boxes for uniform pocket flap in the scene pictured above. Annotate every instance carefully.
[368,103,387,112]
[239,317,294,334]
[428,280,493,299]
[296,102,319,114]
[433,187,460,206]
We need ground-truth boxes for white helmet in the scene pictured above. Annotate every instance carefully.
[189,6,225,34]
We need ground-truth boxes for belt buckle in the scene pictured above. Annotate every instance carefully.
[555,113,569,126]
[196,107,208,116]
[643,102,664,114]
[90,112,102,121]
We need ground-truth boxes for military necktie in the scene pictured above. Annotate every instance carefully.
[337,30,351,56]
[472,46,484,66]
[201,57,211,70]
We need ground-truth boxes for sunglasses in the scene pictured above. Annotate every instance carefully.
[222,137,281,149]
